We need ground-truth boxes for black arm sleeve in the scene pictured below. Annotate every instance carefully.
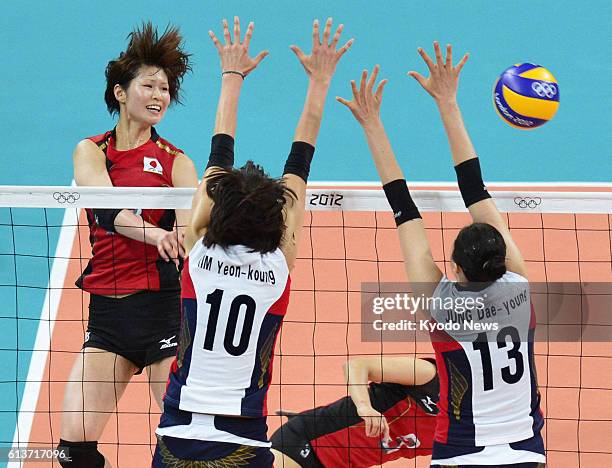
[382,179,422,227]
[206,133,235,170]
[454,157,491,208]
[286,382,410,441]
[283,141,315,183]
[92,209,122,233]
[403,357,440,415]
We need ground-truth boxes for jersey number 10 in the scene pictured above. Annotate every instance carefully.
[203,289,256,356]
[472,326,525,391]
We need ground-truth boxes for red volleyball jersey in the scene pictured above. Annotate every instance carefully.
[76,128,183,295]
[311,392,437,467]
[292,367,439,468]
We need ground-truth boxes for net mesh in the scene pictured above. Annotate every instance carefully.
[1,184,611,467]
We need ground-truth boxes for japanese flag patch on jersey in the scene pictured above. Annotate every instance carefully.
[143,156,163,175]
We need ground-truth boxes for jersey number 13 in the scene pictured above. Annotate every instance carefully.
[472,326,525,391]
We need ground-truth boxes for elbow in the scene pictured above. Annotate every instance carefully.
[343,358,365,381]
[342,360,352,382]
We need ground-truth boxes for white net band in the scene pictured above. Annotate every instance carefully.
[1,184,612,213]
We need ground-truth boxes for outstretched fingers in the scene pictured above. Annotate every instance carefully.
[335,79,359,110]
[417,46,435,72]
[222,18,231,45]
[322,17,332,45]
[434,41,444,66]
[312,19,320,49]
[374,78,388,101]
[233,16,241,44]
[337,69,387,122]
[350,79,360,102]
[407,70,428,88]
[253,50,269,66]
[209,30,222,51]
[289,44,306,63]
[337,38,354,58]
[445,43,453,68]
[243,21,254,49]
[455,52,469,73]
[367,65,380,94]
[330,23,344,48]
[335,95,352,108]
[359,69,368,102]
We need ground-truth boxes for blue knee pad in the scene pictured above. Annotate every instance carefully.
[56,439,105,468]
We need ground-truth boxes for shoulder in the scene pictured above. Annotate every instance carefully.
[154,134,183,158]
[85,130,112,146]
[73,138,106,160]
[74,130,112,157]
[497,270,528,283]
[486,271,530,301]
[172,152,196,173]
[172,155,197,187]
[433,275,454,297]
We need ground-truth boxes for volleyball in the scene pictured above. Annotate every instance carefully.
[493,63,559,129]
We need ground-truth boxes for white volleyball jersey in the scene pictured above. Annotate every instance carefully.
[164,241,290,418]
[428,271,544,460]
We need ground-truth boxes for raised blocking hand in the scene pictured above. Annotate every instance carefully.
[290,18,354,83]
[336,65,388,127]
[209,16,268,77]
[408,41,469,103]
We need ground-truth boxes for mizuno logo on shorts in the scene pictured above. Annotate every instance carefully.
[159,335,177,350]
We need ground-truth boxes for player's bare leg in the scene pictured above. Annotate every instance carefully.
[60,347,137,466]
[147,356,174,409]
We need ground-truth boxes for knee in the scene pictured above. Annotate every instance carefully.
[56,439,105,468]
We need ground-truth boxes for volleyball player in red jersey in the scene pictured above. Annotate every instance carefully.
[56,24,198,467]
[152,17,353,467]
[270,356,439,467]
[338,46,544,467]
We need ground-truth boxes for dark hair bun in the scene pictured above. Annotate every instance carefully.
[482,255,506,280]
[452,223,508,282]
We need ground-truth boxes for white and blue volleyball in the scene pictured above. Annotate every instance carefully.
[493,63,559,129]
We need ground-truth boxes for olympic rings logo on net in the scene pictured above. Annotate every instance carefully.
[514,197,542,209]
[53,191,80,204]
[531,81,557,98]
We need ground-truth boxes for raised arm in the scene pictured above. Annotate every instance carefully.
[409,43,527,278]
[280,18,353,269]
[343,356,436,440]
[186,17,268,253]
[337,66,443,295]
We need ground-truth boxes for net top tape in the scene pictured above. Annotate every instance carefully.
[1,185,611,214]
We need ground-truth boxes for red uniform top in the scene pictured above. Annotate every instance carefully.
[76,128,183,296]
[312,392,437,467]
[292,364,439,468]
